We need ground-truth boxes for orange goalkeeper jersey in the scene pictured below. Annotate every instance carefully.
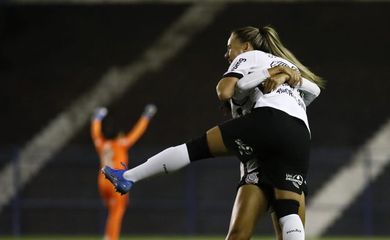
[91,115,150,189]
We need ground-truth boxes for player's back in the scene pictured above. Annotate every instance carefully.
[97,139,129,169]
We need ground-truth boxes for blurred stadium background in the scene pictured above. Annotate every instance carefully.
[1,0,390,239]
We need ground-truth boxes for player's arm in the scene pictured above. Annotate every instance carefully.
[219,51,300,101]
[91,107,107,148]
[217,68,271,101]
[299,77,321,106]
[216,76,239,101]
[123,104,157,148]
[234,68,270,97]
[236,66,320,105]
[217,51,260,102]
[236,66,300,92]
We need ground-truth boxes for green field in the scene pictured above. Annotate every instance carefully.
[0,236,389,240]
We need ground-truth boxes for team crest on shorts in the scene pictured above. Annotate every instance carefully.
[285,173,303,189]
[234,139,253,156]
[245,172,259,184]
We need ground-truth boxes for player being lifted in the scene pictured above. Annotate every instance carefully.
[102,25,323,240]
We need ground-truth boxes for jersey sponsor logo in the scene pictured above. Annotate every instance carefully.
[234,139,253,156]
[270,60,299,71]
[287,228,302,234]
[271,60,289,68]
[245,172,259,184]
[285,173,304,189]
[269,61,305,110]
[244,159,259,173]
[163,164,168,174]
[276,85,306,110]
[231,58,247,71]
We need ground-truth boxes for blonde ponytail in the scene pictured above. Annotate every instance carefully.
[232,26,325,88]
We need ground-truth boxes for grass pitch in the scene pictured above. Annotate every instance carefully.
[0,236,389,240]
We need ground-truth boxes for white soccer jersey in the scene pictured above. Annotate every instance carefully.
[224,50,311,131]
[229,87,262,119]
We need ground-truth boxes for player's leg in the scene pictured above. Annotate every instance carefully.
[99,180,115,239]
[102,124,233,193]
[225,185,268,240]
[273,189,306,240]
[271,211,282,240]
[206,126,230,156]
[271,192,305,240]
[120,126,227,180]
[105,194,128,240]
[102,112,257,193]
[261,108,309,240]
[270,134,308,240]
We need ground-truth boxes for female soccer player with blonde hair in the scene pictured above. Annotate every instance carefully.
[103,25,323,240]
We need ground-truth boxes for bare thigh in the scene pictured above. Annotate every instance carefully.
[206,126,230,156]
[225,185,269,240]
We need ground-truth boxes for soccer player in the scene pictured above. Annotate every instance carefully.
[226,64,318,240]
[91,104,157,240]
[103,25,323,240]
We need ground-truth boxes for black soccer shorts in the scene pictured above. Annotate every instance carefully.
[220,107,311,195]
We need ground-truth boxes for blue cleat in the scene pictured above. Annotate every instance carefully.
[101,165,133,195]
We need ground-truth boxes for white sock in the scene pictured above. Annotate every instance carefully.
[279,214,305,240]
[123,144,190,183]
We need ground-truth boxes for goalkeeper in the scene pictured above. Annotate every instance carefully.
[91,104,157,240]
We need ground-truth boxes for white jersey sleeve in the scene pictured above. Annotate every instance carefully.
[300,78,321,106]
[224,51,270,78]
[236,67,270,91]
[224,51,270,101]
[222,50,316,132]
[237,72,321,106]
[233,69,269,101]
[229,51,320,106]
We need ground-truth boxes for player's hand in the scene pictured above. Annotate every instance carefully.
[93,107,108,120]
[268,66,301,88]
[143,104,157,119]
[285,70,302,88]
[263,73,289,93]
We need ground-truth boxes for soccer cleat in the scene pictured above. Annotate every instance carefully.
[101,165,133,195]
